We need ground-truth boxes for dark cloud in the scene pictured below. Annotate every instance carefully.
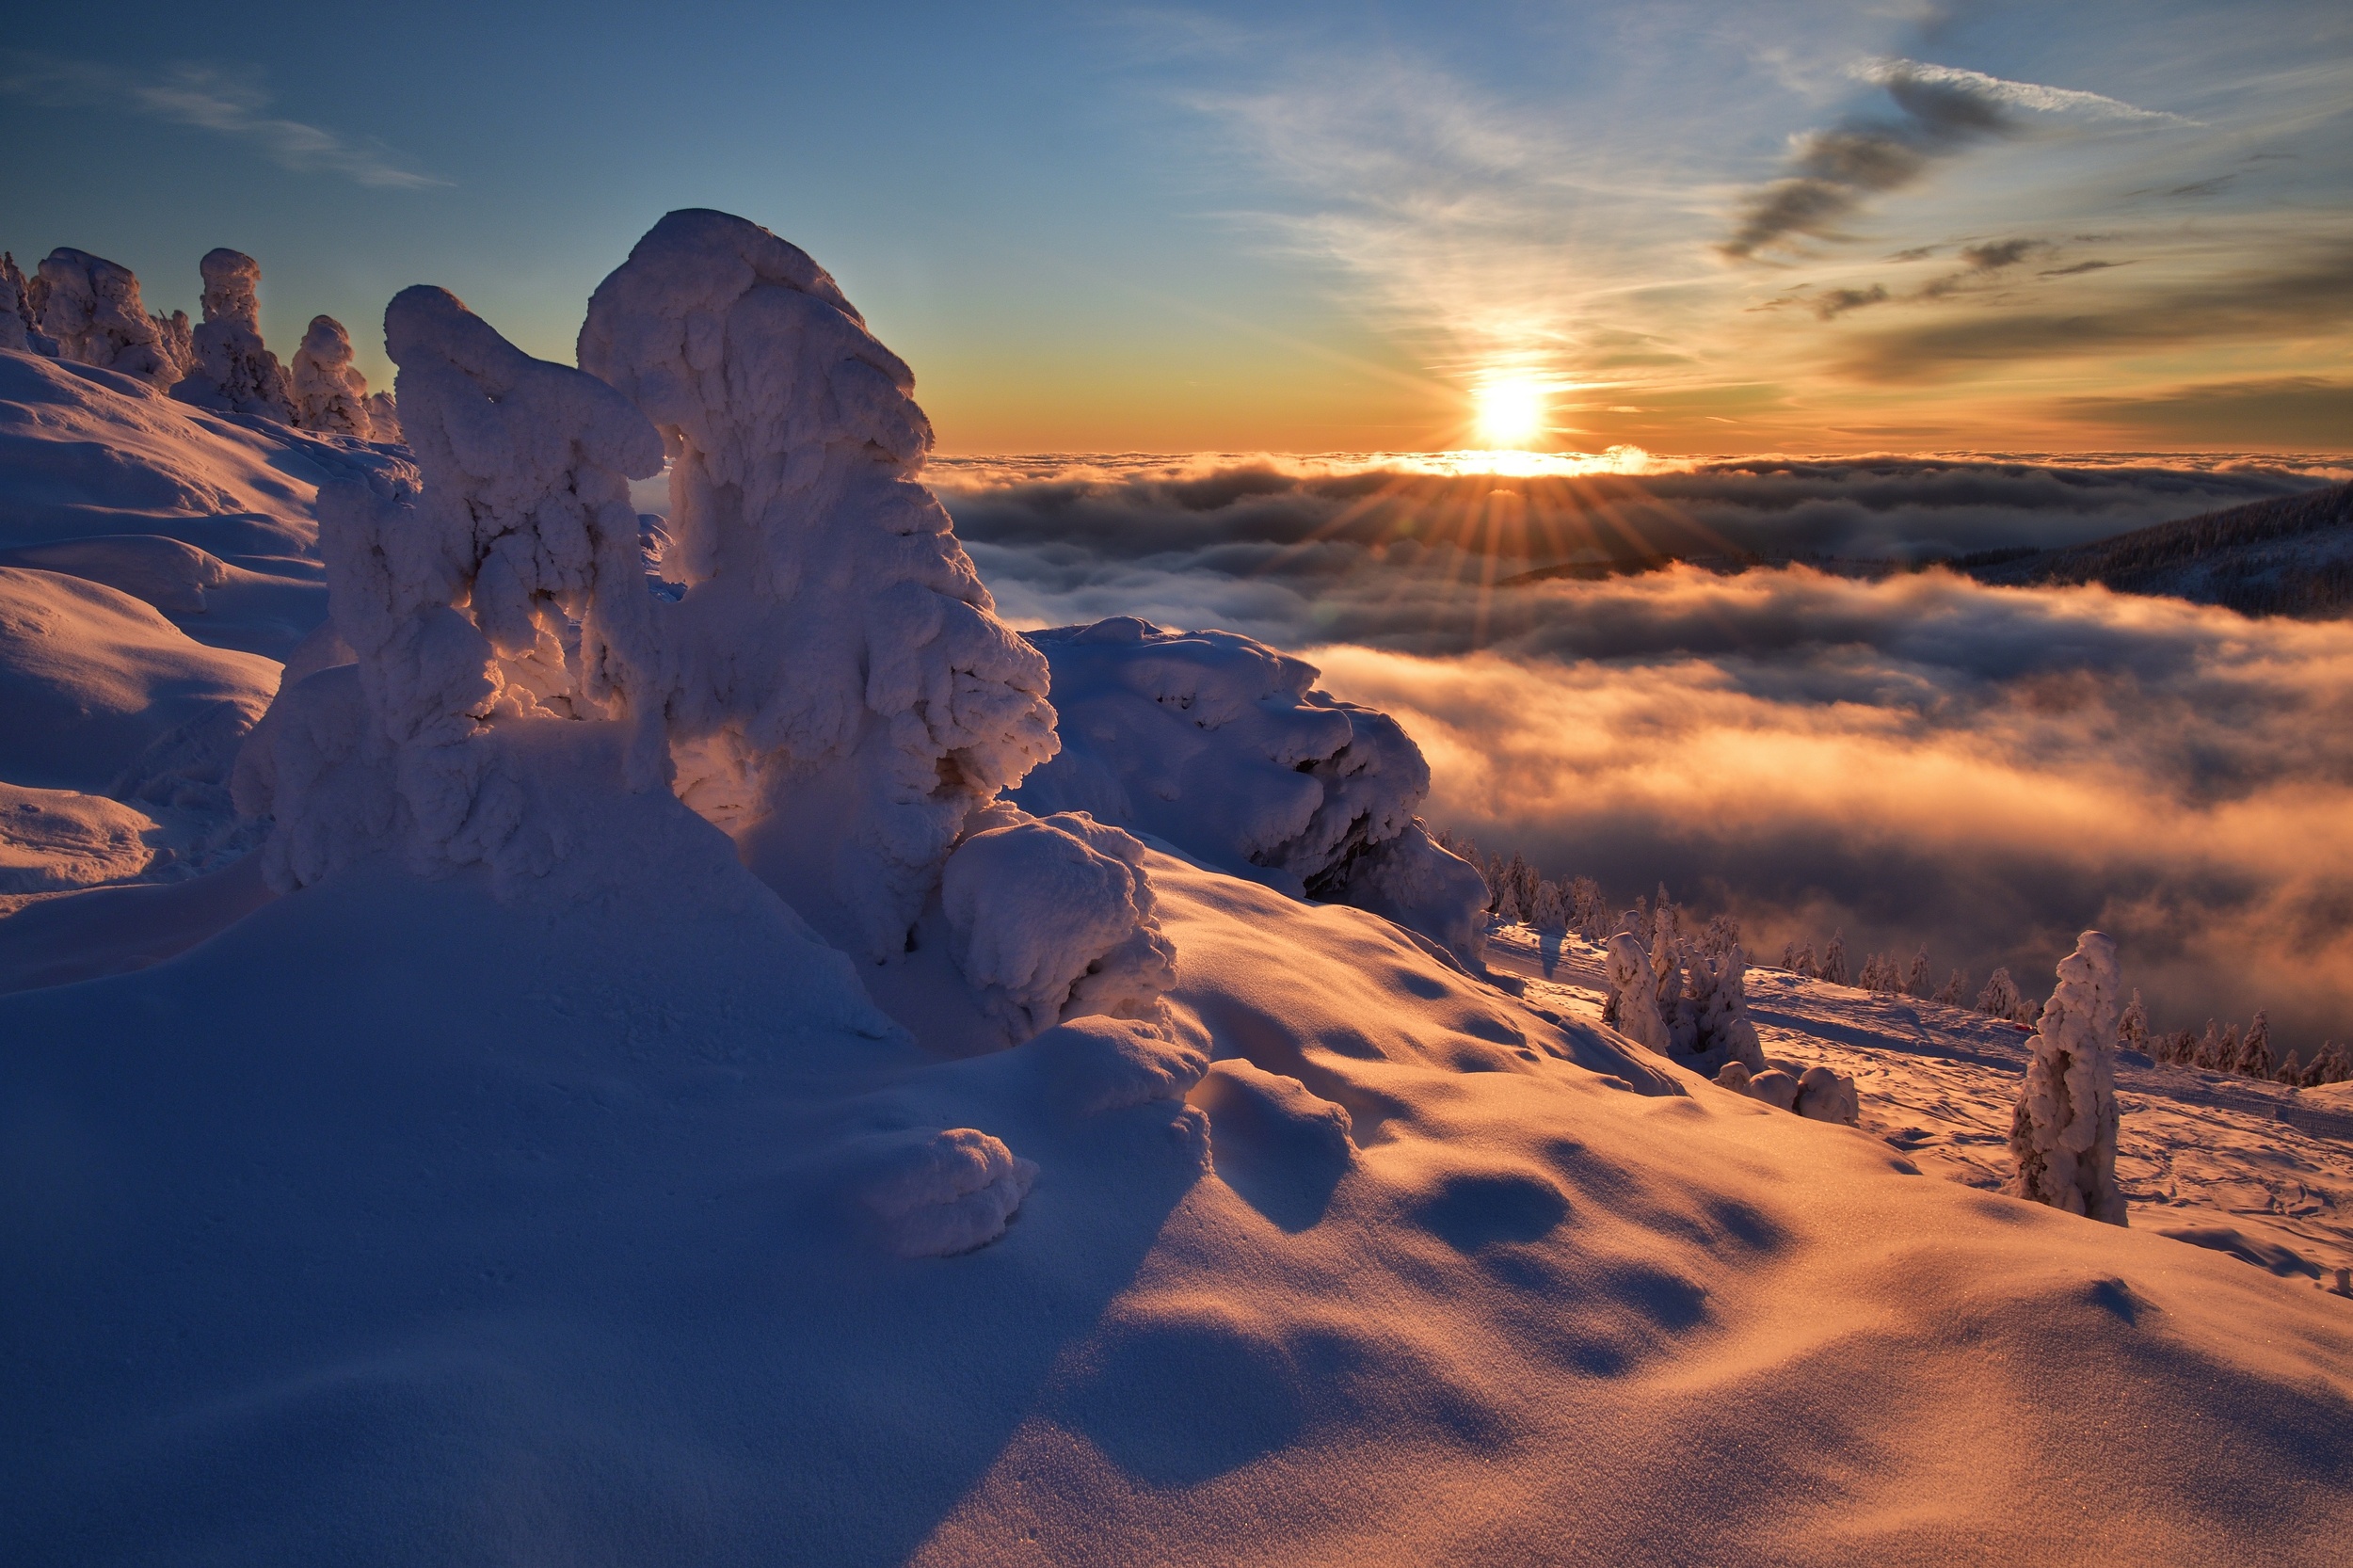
[939,455,2353,1055]
[2039,259,2127,277]
[2053,377,2353,449]
[1721,68,2025,260]
[1840,248,2353,380]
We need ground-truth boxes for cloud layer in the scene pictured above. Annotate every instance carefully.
[936,455,2353,1054]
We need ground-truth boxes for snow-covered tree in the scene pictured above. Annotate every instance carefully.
[2117,990,2149,1054]
[2009,930,2126,1225]
[1905,948,1930,997]
[173,249,294,421]
[1506,853,1538,922]
[289,314,377,437]
[2277,1049,2305,1085]
[34,248,184,387]
[1933,968,1967,1006]
[1529,878,1568,934]
[2235,1011,2274,1080]
[1603,931,1673,1055]
[364,390,403,443]
[1483,852,1510,915]
[1568,876,1608,941]
[1793,943,1818,979]
[1820,932,1849,986]
[1977,968,2022,1019]
[575,209,1058,959]
[1,252,57,354]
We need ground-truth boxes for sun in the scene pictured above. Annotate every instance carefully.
[1471,376,1547,450]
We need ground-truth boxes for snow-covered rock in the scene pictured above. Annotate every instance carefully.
[1014,616,1485,964]
[2010,929,2127,1224]
[577,209,1056,960]
[172,249,294,422]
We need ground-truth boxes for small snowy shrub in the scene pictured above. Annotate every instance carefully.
[2009,930,2126,1225]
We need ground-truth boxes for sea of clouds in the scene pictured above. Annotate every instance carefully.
[933,454,2353,1056]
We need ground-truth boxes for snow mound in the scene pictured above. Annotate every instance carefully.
[0,782,156,893]
[851,1127,1042,1257]
[171,249,294,422]
[32,248,184,389]
[1014,617,1485,964]
[941,807,1177,1045]
[0,566,278,793]
[577,209,1057,960]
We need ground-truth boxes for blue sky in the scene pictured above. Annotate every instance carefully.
[5,2,2347,452]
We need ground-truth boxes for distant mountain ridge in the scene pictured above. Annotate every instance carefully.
[1961,480,2353,617]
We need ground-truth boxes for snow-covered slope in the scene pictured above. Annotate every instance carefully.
[3,213,2351,1563]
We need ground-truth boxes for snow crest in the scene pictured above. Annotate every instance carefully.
[576,209,1056,960]
[2010,929,2127,1224]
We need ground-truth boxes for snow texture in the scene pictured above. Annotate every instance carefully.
[287,314,376,437]
[237,284,665,890]
[941,806,1177,1045]
[851,1126,1041,1257]
[2009,929,2128,1224]
[171,249,294,422]
[33,248,184,389]
[576,209,1056,960]
[1014,616,1485,964]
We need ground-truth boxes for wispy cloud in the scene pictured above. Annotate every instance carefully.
[1721,60,2187,261]
[0,54,447,189]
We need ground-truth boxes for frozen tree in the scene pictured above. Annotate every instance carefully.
[289,314,377,437]
[1682,937,1767,1074]
[2236,1012,2274,1080]
[364,390,403,442]
[576,209,1058,959]
[1977,968,2023,1019]
[1529,878,1568,934]
[1568,876,1608,941]
[235,284,668,889]
[2117,990,2149,1054]
[34,248,184,387]
[2009,931,2126,1224]
[1905,948,1930,997]
[1933,968,1967,1006]
[1603,932,1673,1055]
[2276,1049,2304,1085]
[1857,952,1892,992]
[1,252,57,354]
[1793,942,1818,979]
[173,248,295,421]
[1820,932,1849,986]
[1507,854,1539,923]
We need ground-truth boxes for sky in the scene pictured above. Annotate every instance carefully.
[4,0,2347,455]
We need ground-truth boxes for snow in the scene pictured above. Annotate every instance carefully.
[2010,929,2128,1224]
[32,248,184,389]
[2,214,2351,1561]
[576,209,1057,960]
[1014,616,1487,965]
[171,248,295,422]
[287,314,377,437]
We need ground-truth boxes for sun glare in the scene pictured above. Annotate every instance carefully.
[1472,376,1547,450]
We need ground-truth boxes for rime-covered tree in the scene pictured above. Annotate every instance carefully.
[2277,1049,2305,1085]
[2117,990,2149,1055]
[173,249,295,421]
[1529,878,1567,934]
[1507,853,1538,923]
[1568,876,1608,941]
[35,248,184,387]
[1933,969,1967,1006]
[289,315,378,437]
[1905,948,1930,997]
[1,252,56,354]
[1820,932,1849,986]
[1793,943,1818,979]
[2009,931,2126,1224]
[1977,968,2022,1019]
[2236,1012,2274,1080]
